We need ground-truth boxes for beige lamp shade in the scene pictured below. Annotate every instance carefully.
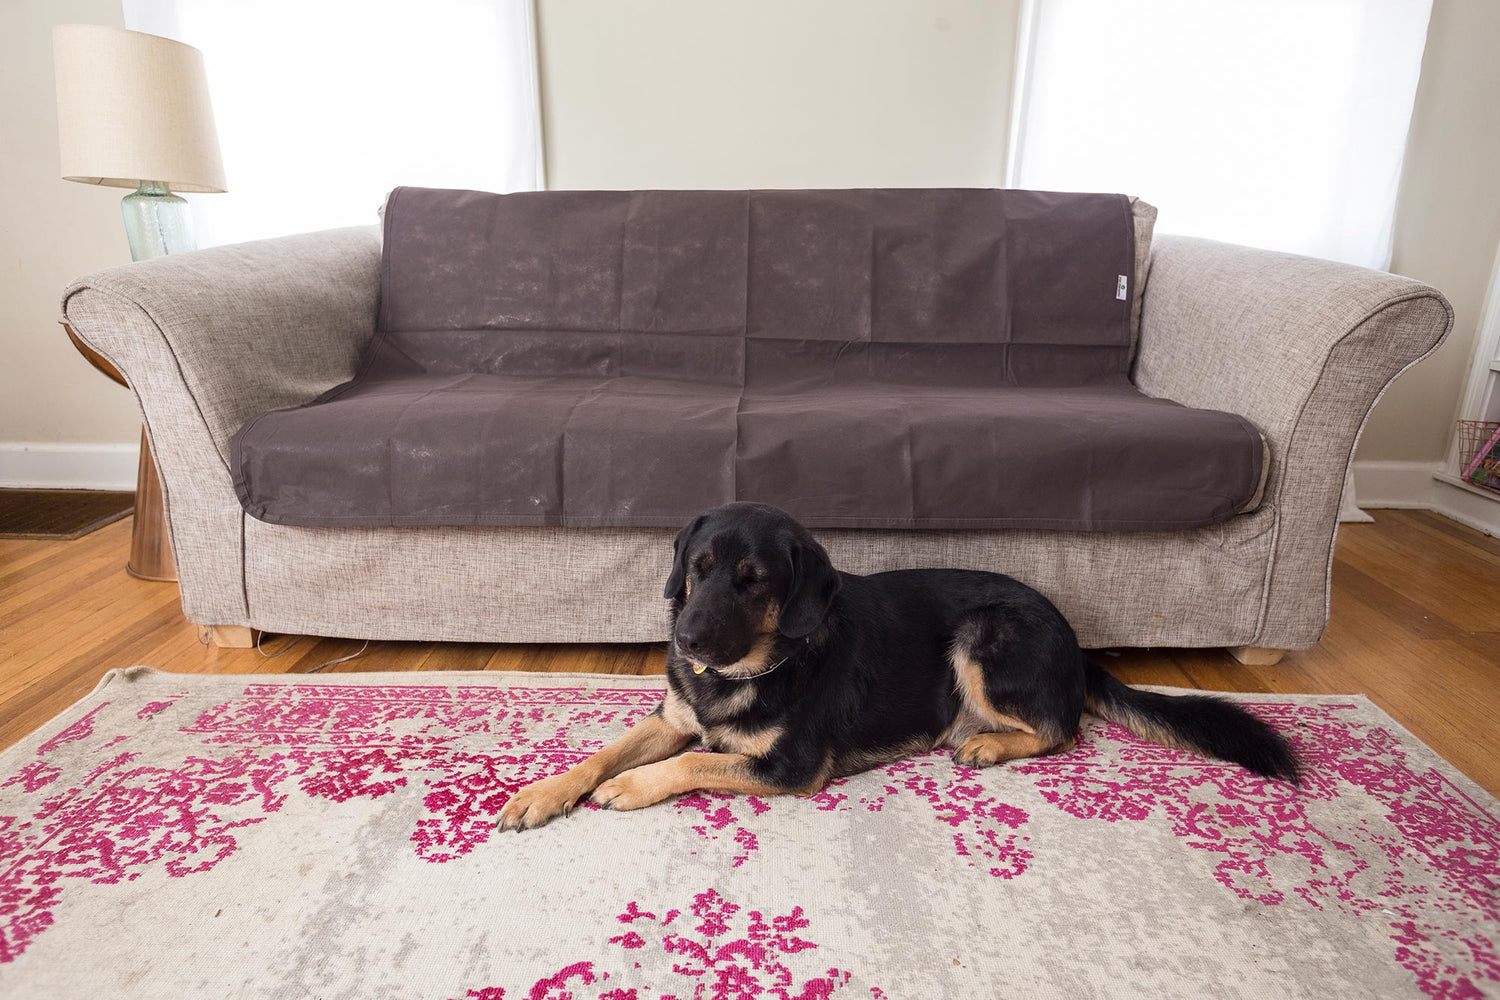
[53,24,226,193]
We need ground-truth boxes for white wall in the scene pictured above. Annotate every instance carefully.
[1348,0,1500,534]
[1357,0,1500,464]
[0,0,142,488]
[536,0,1022,190]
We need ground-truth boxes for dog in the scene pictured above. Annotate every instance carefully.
[497,502,1300,831]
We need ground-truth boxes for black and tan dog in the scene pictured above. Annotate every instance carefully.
[497,502,1299,831]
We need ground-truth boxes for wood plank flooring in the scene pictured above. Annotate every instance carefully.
[1,510,1496,794]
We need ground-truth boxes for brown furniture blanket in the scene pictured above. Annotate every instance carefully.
[230,187,1265,530]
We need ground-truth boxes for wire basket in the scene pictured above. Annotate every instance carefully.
[1456,419,1500,494]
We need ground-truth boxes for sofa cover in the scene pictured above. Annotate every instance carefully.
[229,187,1265,530]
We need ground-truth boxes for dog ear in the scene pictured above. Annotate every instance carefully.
[663,514,706,600]
[779,535,840,639]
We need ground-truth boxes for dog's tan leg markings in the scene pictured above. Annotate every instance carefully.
[946,647,1072,766]
[953,730,1074,768]
[950,650,1035,727]
[591,752,789,812]
[497,712,693,831]
[947,648,1064,737]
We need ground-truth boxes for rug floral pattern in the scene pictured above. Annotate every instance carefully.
[0,667,1495,998]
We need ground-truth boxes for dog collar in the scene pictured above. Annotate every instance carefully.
[704,653,791,681]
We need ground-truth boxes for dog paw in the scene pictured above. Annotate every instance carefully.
[497,772,588,832]
[953,736,1002,769]
[591,763,675,811]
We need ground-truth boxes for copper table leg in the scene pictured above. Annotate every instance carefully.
[126,427,175,581]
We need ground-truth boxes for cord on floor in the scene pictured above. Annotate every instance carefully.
[305,639,370,674]
[255,629,304,658]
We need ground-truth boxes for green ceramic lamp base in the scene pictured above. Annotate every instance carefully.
[121,180,196,261]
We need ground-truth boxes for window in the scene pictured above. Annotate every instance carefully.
[1010,0,1433,269]
[122,0,543,248]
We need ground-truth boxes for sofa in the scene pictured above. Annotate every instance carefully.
[62,187,1453,659]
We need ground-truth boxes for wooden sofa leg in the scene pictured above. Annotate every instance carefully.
[209,625,259,648]
[1228,645,1286,666]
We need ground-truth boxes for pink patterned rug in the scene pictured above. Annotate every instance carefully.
[0,667,1495,999]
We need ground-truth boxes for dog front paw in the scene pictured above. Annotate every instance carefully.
[591,763,677,811]
[497,771,591,832]
[953,735,1003,769]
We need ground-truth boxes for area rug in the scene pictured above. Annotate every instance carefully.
[0,488,132,539]
[0,668,1494,999]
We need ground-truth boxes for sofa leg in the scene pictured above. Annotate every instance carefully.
[209,625,259,648]
[1227,645,1286,666]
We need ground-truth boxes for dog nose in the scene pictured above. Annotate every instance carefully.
[675,626,708,655]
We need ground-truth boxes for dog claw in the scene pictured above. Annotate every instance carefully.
[498,773,591,834]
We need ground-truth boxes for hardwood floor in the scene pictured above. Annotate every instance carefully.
[1,509,1496,794]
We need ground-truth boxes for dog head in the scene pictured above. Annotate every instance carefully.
[663,502,840,674]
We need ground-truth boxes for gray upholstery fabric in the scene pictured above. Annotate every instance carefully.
[63,228,1450,650]
[1126,196,1158,357]
[241,510,1274,647]
[61,228,381,624]
[69,228,382,458]
[1135,236,1453,647]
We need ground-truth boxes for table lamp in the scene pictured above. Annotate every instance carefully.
[53,24,226,260]
[51,25,226,582]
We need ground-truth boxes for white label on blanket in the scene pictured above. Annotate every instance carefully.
[1116,274,1129,300]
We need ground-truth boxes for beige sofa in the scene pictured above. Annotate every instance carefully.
[62,227,1451,658]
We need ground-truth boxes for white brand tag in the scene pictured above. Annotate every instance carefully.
[1116,275,1129,300]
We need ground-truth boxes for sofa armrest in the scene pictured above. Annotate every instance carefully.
[60,227,381,626]
[1134,235,1452,647]
[63,226,381,458]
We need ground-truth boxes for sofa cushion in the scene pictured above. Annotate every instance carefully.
[234,373,741,527]
[231,187,1267,530]
[233,374,1265,530]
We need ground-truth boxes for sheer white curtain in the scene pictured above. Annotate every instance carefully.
[1010,0,1432,269]
[122,0,543,248]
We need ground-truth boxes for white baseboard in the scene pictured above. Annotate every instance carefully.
[1352,459,1500,536]
[0,442,139,490]
[1351,460,1440,507]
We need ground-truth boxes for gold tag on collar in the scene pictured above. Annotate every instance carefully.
[692,662,707,675]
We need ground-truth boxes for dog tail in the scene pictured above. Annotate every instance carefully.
[1082,657,1301,784]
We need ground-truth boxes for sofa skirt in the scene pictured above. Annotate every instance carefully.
[241,508,1278,648]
